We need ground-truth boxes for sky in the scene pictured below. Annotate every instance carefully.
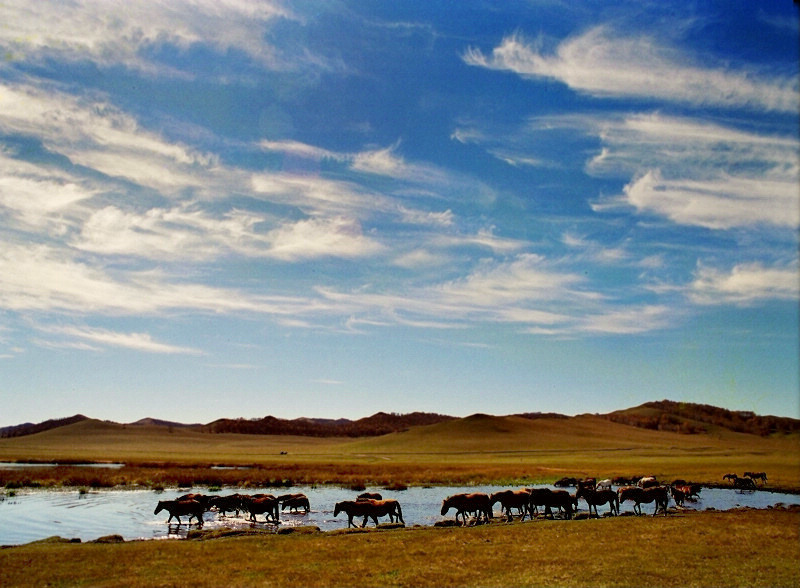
[0,1,798,427]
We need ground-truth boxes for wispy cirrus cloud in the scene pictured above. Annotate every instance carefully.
[38,325,203,355]
[463,27,798,112]
[0,0,295,75]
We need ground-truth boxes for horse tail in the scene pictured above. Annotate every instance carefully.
[395,501,404,524]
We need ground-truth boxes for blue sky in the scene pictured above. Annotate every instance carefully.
[0,1,798,427]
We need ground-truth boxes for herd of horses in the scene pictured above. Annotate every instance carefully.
[153,471,767,528]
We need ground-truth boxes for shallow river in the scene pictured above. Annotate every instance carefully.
[2,484,798,546]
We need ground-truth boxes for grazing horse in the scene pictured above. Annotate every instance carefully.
[440,493,492,525]
[723,473,738,483]
[334,499,404,528]
[154,499,204,526]
[744,472,767,484]
[618,486,669,516]
[554,477,578,488]
[242,494,280,523]
[357,492,383,500]
[576,487,618,516]
[490,489,531,521]
[280,494,310,513]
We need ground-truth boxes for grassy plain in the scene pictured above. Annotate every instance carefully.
[2,415,799,586]
[1,509,798,587]
[1,414,798,490]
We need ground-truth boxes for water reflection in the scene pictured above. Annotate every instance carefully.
[0,484,797,546]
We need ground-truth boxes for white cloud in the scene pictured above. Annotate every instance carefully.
[689,263,799,305]
[0,82,220,195]
[0,0,294,74]
[265,216,384,261]
[39,325,203,355]
[73,205,269,260]
[0,243,320,317]
[464,27,798,112]
[616,169,799,230]
[526,112,800,230]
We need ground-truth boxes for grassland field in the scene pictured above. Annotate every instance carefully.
[1,413,798,586]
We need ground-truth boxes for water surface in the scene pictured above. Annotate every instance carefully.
[1,484,796,546]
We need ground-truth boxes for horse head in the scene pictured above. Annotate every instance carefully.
[153,501,165,515]
[333,502,342,517]
[440,497,452,516]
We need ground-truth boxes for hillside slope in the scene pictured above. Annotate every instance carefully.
[604,400,800,436]
[338,412,792,455]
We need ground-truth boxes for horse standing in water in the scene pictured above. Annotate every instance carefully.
[333,499,404,528]
[440,493,492,525]
[618,486,669,516]
[154,499,205,526]
[576,487,619,517]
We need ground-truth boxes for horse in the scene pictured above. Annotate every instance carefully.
[241,494,280,523]
[527,488,576,520]
[554,477,578,488]
[208,494,244,517]
[154,499,204,526]
[357,492,383,500]
[576,487,618,516]
[490,489,531,521]
[279,494,310,513]
[669,483,701,507]
[333,499,403,528]
[723,473,738,482]
[744,472,767,484]
[596,479,613,491]
[638,476,659,488]
[440,493,492,525]
[618,486,669,516]
[733,477,757,491]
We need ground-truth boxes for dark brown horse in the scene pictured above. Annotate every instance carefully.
[208,494,245,517]
[440,493,492,525]
[278,493,310,513]
[527,488,576,519]
[576,487,618,516]
[490,489,531,521]
[154,499,204,526]
[241,494,280,523]
[357,492,383,500]
[618,486,669,516]
[333,499,404,528]
[733,476,757,490]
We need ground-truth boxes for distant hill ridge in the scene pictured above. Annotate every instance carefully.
[603,400,800,436]
[2,400,797,439]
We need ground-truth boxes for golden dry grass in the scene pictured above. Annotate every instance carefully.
[1,414,798,489]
